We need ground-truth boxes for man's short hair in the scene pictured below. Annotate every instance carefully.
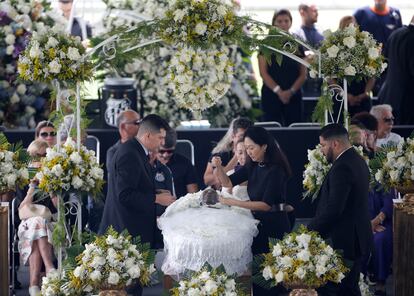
[320,123,349,142]
[137,114,169,136]
[370,104,393,120]
[164,128,177,148]
[232,117,253,133]
[352,112,378,132]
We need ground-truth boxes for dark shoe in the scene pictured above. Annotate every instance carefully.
[374,290,386,296]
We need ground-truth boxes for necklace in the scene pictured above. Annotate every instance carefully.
[258,162,265,167]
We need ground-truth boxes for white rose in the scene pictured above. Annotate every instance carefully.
[91,256,105,268]
[297,249,311,262]
[29,42,41,58]
[280,256,293,267]
[5,34,16,45]
[195,22,207,35]
[48,59,62,74]
[6,174,17,188]
[344,65,356,76]
[72,176,83,189]
[90,167,103,179]
[18,168,29,180]
[90,270,102,281]
[173,9,186,22]
[262,266,273,280]
[16,84,27,95]
[272,244,282,257]
[73,266,84,278]
[204,279,218,294]
[6,45,14,55]
[107,271,120,285]
[294,267,306,279]
[199,271,210,281]
[326,45,339,58]
[336,272,346,283]
[67,47,81,61]
[296,233,312,247]
[70,152,82,164]
[275,271,284,283]
[217,5,227,16]
[51,164,63,177]
[368,47,379,59]
[46,37,59,48]
[127,266,141,279]
[187,288,201,296]
[343,36,356,48]
[225,279,236,291]
[316,264,327,277]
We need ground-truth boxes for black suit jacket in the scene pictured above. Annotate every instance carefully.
[99,138,156,246]
[308,148,373,260]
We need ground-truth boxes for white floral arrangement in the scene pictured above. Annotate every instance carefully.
[168,45,233,111]
[170,263,247,296]
[158,0,237,47]
[64,227,156,294]
[99,0,257,123]
[17,26,93,84]
[258,225,348,290]
[303,145,367,201]
[41,270,71,296]
[35,137,104,196]
[310,24,387,80]
[0,0,64,128]
[371,137,414,192]
[0,133,29,193]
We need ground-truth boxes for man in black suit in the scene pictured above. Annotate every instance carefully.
[379,16,414,124]
[99,114,175,295]
[308,124,373,296]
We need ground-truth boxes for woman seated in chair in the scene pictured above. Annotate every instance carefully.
[18,139,57,296]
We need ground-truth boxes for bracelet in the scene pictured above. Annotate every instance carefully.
[272,85,281,94]
[290,87,296,95]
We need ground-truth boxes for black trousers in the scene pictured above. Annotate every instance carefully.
[317,258,362,296]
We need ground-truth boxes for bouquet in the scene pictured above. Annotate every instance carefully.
[0,133,29,193]
[168,45,234,111]
[18,26,93,84]
[158,0,239,48]
[371,136,414,192]
[310,24,387,81]
[35,137,104,196]
[303,144,332,201]
[257,225,348,290]
[303,145,367,201]
[170,263,248,296]
[64,227,156,294]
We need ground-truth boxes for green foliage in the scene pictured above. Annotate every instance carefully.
[312,81,333,125]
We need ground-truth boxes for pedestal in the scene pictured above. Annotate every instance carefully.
[393,203,414,296]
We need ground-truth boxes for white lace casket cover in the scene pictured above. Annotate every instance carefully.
[158,191,258,276]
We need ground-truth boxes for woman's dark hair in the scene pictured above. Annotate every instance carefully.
[272,9,293,26]
[352,112,378,132]
[244,126,292,177]
[35,121,55,138]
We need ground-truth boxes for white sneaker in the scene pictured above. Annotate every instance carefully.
[29,285,40,296]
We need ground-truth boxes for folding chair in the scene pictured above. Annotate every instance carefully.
[289,122,321,128]
[175,139,195,165]
[254,121,282,128]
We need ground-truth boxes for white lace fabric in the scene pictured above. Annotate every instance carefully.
[159,191,258,276]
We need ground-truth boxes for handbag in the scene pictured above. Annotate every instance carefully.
[19,204,52,221]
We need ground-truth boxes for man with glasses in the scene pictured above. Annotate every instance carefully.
[106,110,141,174]
[370,104,402,148]
[157,129,198,199]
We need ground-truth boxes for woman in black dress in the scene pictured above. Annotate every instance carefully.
[259,9,307,126]
[212,126,291,295]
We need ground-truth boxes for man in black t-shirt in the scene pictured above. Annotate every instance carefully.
[157,129,198,199]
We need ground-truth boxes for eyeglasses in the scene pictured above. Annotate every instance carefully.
[383,117,394,123]
[159,149,175,154]
[124,120,141,126]
[39,131,56,138]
